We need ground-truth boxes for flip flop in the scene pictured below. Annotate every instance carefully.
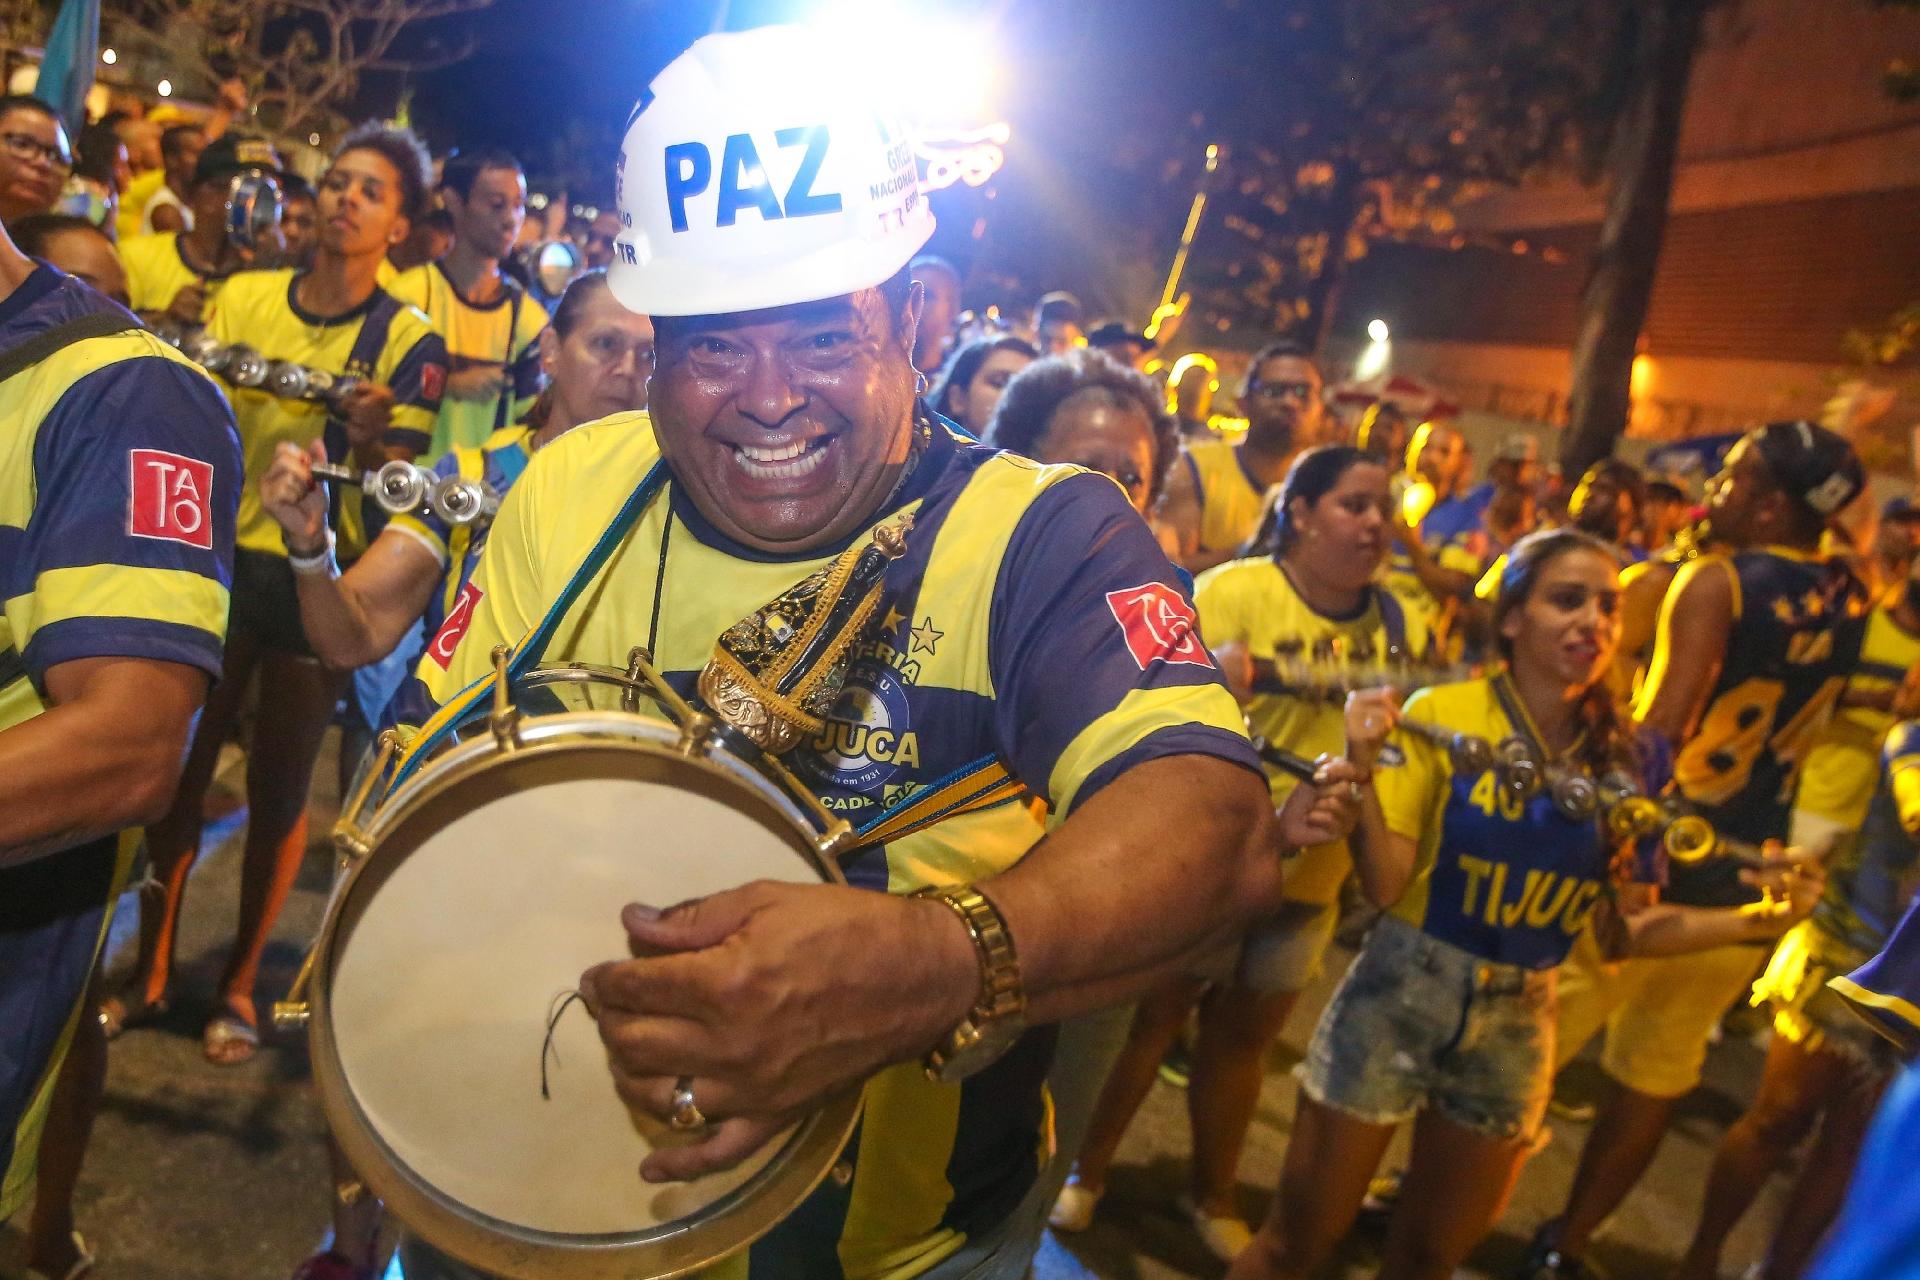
[24,1229,95,1280]
[203,1010,260,1066]
[97,992,169,1040]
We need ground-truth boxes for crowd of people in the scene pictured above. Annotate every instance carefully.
[0,22,1916,1280]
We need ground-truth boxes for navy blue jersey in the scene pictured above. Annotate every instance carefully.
[1665,547,1869,906]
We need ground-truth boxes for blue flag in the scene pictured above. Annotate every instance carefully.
[36,0,100,134]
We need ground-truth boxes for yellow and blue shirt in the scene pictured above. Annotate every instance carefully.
[1194,556,1422,904]
[415,412,1258,1277]
[386,422,541,647]
[386,263,547,458]
[119,231,236,318]
[1650,547,1870,906]
[1182,437,1267,556]
[0,265,241,1217]
[1815,720,1920,959]
[1375,678,1635,970]
[1795,602,1920,835]
[205,269,446,562]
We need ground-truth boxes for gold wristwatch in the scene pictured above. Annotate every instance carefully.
[914,884,1027,1083]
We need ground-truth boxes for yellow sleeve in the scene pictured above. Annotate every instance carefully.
[1193,562,1250,650]
[1891,738,1920,838]
[1374,688,1448,842]
[415,454,548,705]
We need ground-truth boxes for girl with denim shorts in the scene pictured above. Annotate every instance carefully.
[1228,529,1825,1280]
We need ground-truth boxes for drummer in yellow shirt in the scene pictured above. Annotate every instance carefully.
[401,28,1363,1280]
[386,150,549,457]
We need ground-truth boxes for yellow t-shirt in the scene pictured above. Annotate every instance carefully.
[386,263,548,457]
[119,232,236,317]
[412,413,1259,1276]
[205,269,446,558]
[1182,437,1267,556]
[1194,555,1426,902]
[116,168,167,242]
[1795,603,1920,829]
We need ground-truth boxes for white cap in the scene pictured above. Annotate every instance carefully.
[610,25,937,318]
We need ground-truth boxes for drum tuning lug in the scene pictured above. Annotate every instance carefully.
[815,820,858,862]
[490,646,523,750]
[676,711,718,756]
[270,1000,311,1031]
[332,827,371,861]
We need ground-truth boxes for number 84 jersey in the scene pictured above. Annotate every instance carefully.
[1667,547,1868,872]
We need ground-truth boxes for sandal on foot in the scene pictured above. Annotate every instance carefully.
[97,992,168,1040]
[203,1010,260,1065]
[25,1229,96,1280]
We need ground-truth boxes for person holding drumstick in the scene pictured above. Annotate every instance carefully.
[1228,529,1826,1280]
[1050,445,1422,1257]
[405,26,1364,1280]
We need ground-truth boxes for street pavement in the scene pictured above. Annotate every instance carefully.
[2,736,1790,1279]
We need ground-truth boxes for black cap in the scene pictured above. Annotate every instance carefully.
[1036,290,1083,326]
[1748,420,1864,519]
[1086,320,1154,352]
[191,133,283,190]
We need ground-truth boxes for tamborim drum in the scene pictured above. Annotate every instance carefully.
[285,655,861,1279]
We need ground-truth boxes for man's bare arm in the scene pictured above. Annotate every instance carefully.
[1636,557,1735,742]
[298,530,444,671]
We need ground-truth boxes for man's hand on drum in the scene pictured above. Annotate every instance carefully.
[579,881,980,1183]
[262,440,330,556]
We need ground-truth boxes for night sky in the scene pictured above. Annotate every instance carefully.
[398,0,1213,327]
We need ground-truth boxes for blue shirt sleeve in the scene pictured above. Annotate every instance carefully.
[987,471,1260,814]
[16,356,241,681]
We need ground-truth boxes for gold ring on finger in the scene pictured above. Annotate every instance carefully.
[669,1076,706,1131]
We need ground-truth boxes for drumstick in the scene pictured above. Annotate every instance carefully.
[1249,734,1319,783]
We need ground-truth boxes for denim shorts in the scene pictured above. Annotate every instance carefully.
[1300,913,1556,1140]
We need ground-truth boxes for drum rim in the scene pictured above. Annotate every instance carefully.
[312,724,860,1278]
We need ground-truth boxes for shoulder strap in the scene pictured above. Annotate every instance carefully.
[0,311,140,386]
[391,459,670,786]
[493,287,524,434]
[324,292,408,528]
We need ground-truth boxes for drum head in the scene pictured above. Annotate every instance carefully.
[313,736,858,1278]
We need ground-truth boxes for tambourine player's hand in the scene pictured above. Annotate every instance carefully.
[165,282,205,327]
[581,880,979,1183]
[1343,687,1399,772]
[1275,754,1365,848]
[262,439,329,556]
[446,364,510,403]
[1739,842,1825,923]
[337,382,395,467]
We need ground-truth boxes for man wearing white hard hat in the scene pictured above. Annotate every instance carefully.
[407,26,1359,1277]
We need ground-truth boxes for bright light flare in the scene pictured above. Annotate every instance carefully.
[810,1,995,121]
[156,79,172,97]
[1355,319,1392,381]
[1367,318,1390,343]
[100,48,116,65]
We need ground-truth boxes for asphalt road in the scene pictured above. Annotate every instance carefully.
[1,735,1790,1279]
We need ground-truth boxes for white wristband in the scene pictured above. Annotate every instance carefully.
[286,528,338,578]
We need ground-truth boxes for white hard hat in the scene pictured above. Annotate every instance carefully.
[610,25,936,318]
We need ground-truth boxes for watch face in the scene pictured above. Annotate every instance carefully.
[936,1016,1027,1083]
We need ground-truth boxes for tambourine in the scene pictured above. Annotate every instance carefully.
[158,325,363,408]
[309,460,501,528]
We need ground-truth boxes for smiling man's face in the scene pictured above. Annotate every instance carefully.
[648,282,923,554]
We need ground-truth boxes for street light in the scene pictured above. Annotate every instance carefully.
[1367,318,1390,343]
[156,79,172,97]
[100,48,116,65]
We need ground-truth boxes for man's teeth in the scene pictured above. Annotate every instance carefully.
[733,437,831,480]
